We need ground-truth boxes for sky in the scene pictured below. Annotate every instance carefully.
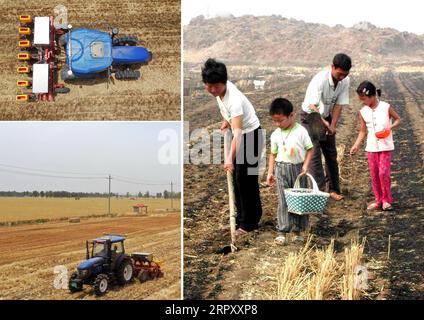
[0,122,181,194]
[183,0,424,35]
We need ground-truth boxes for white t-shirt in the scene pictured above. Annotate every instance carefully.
[270,123,313,164]
[359,101,394,152]
[301,70,350,118]
[216,81,260,134]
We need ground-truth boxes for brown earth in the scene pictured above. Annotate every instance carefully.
[184,15,424,67]
[0,0,180,120]
[0,212,181,299]
[183,70,424,300]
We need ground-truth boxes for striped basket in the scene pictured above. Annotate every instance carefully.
[284,173,329,215]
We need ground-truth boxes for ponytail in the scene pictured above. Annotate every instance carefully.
[356,80,381,97]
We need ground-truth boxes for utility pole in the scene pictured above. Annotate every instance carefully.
[170,181,173,210]
[108,174,111,215]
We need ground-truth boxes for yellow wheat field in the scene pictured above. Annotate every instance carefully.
[0,197,181,223]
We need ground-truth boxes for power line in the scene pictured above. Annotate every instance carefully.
[0,168,107,180]
[113,177,170,186]
[0,163,108,177]
[112,174,169,185]
[0,163,177,188]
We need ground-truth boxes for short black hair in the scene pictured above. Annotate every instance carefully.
[269,98,293,116]
[201,58,228,84]
[356,80,382,97]
[333,53,352,71]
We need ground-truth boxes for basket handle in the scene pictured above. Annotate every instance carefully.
[293,173,320,192]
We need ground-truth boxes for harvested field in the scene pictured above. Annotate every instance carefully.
[0,197,181,224]
[0,0,180,120]
[183,67,424,300]
[0,212,181,299]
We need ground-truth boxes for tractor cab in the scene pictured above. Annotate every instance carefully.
[60,27,152,81]
[61,28,113,79]
[87,235,126,262]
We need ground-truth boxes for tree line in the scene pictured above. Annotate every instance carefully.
[0,190,181,199]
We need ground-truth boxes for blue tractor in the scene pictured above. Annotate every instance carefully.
[68,234,134,296]
[59,26,152,81]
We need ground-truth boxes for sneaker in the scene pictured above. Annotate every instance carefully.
[274,235,287,245]
[293,235,305,243]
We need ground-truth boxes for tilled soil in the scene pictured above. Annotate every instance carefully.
[183,70,423,300]
[359,72,424,299]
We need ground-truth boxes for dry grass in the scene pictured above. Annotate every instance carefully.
[341,238,366,300]
[307,240,339,299]
[276,237,314,300]
[276,236,366,300]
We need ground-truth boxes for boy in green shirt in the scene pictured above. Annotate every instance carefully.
[267,98,313,244]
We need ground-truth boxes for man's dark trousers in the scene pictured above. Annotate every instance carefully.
[300,111,341,194]
[233,126,263,232]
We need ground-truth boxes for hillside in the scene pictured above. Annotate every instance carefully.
[184,15,424,67]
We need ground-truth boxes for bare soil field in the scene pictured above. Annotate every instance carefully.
[183,68,424,299]
[0,0,180,120]
[0,212,181,299]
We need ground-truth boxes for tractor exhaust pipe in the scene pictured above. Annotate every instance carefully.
[86,241,89,260]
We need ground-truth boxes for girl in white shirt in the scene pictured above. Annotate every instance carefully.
[350,81,400,211]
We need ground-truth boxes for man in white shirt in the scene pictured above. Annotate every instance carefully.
[300,53,352,201]
[202,58,263,233]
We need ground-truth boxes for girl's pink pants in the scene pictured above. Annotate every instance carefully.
[367,151,393,205]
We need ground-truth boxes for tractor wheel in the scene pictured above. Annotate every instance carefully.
[93,274,109,296]
[112,35,138,46]
[137,270,149,283]
[151,269,160,279]
[54,87,70,94]
[117,260,134,285]
[60,65,76,81]
[115,69,140,80]
[68,272,82,293]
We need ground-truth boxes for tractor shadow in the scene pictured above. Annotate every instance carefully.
[61,71,114,87]
[71,277,160,299]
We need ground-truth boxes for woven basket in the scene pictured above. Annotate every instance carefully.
[284,173,329,215]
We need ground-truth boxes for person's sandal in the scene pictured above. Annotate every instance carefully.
[330,192,344,201]
[367,202,381,210]
[382,202,393,211]
[235,228,249,236]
